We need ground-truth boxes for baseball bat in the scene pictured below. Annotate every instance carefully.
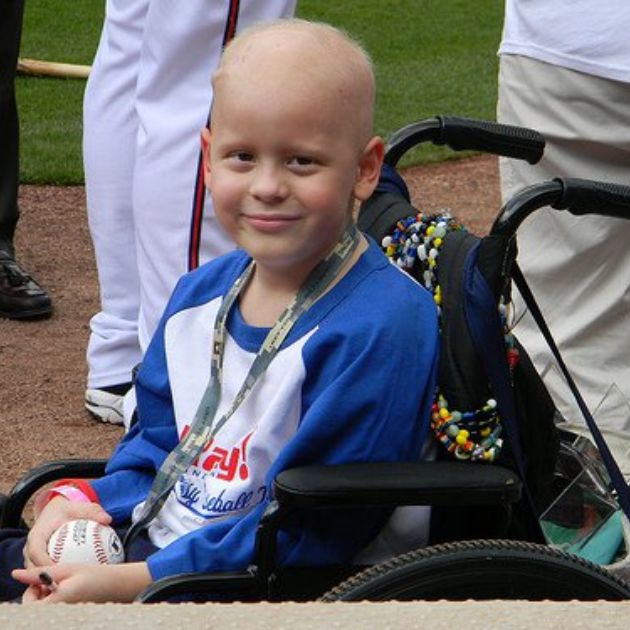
[17,57,91,80]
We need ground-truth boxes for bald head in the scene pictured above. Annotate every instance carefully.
[213,19,376,147]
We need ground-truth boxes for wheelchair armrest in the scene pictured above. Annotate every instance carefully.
[273,461,522,510]
[0,459,108,528]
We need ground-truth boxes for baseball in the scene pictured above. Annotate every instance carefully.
[47,519,125,565]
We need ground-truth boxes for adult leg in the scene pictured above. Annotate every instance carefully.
[0,0,22,256]
[83,0,150,423]
[498,54,630,475]
[0,0,51,319]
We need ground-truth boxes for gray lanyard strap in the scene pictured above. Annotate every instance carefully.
[124,225,360,547]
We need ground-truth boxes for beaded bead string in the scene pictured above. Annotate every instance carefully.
[381,211,520,462]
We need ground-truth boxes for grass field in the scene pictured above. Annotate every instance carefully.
[17,0,504,184]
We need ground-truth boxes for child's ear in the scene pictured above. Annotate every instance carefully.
[353,136,385,201]
[200,127,212,188]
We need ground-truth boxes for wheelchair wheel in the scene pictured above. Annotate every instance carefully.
[320,539,630,601]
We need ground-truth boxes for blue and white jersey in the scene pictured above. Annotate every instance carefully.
[90,238,439,580]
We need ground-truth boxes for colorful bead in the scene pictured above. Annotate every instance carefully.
[455,430,470,446]
[446,424,460,438]
[454,446,470,460]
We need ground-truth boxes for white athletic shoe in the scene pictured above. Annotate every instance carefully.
[85,383,131,425]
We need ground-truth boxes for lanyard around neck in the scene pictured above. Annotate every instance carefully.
[124,224,361,547]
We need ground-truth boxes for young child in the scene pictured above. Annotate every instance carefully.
[5,19,439,603]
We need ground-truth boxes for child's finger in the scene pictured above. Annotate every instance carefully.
[83,503,113,525]
[21,584,50,603]
[23,532,53,567]
[13,568,64,603]
[11,568,41,586]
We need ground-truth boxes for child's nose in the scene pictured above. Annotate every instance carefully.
[250,164,288,203]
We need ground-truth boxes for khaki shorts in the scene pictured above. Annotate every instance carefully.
[497,54,630,476]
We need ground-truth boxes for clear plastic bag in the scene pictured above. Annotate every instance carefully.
[539,434,628,568]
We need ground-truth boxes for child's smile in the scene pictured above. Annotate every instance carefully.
[241,211,302,234]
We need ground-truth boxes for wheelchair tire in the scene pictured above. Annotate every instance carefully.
[320,539,630,601]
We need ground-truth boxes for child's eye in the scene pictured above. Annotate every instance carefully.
[229,151,254,163]
[288,156,315,167]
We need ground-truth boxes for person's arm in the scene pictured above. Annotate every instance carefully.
[12,562,152,603]
[17,332,179,594]
[270,290,440,568]
[23,278,190,572]
[18,272,222,594]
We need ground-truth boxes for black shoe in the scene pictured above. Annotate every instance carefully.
[0,251,53,320]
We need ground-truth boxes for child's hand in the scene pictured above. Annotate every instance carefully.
[12,562,152,603]
[23,496,113,568]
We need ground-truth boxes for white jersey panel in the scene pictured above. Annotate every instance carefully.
[143,298,316,547]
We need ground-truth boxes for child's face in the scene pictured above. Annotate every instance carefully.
[203,54,382,283]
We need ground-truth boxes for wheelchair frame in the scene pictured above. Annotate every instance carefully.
[3,117,630,603]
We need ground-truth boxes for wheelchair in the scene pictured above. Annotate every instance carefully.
[3,117,630,603]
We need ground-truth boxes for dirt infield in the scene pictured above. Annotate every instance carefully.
[0,154,500,493]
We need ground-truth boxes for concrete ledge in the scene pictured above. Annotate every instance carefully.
[1,600,629,629]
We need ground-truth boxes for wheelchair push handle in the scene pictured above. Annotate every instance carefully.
[491,178,630,237]
[384,115,545,166]
[437,116,545,164]
[554,178,630,219]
